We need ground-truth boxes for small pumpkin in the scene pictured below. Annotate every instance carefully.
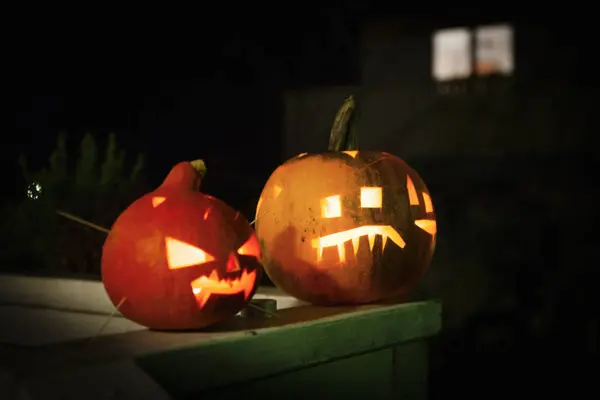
[102,160,262,330]
[255,96,436,305]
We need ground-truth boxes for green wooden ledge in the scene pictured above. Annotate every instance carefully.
[1,279,440,399]
[136,300,441,398]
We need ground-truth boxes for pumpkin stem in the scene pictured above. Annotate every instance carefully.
[161,159,207,191]
[189,159,207,179]
[328,95,359,152]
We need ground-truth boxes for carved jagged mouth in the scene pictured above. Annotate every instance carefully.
[190,269,256,308]
[311,225,406,262]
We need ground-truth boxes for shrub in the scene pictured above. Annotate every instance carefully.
[0,132,148,276]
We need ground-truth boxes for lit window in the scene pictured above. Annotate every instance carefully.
[475,24,514,76]
[432,24,514,81]
[432,28,472,82]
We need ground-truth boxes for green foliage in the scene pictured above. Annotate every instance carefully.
[0,132,148,276]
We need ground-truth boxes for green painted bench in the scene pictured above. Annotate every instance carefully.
[0,276,441,399]
[2,302,440,399]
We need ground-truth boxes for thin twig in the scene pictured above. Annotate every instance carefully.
[56,210,110,234]
[90,297,127,341]
[250,210,269,226]
[246,301,279,318]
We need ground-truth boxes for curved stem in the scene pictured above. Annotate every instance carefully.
[189,159,207,179]
[328,95,359,152]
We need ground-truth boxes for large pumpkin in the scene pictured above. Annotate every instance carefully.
[102,160,262,330]
[255,96,436,305]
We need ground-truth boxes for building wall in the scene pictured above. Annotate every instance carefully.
[283,19,592,159]
[284,84,590,159]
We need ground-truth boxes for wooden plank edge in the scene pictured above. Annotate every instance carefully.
[135,300,442,397]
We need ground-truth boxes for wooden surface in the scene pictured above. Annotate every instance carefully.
[0,274,306,346]
[0,274,305,318]
[0,275,441,399]
[204,341,429,399]
[137,300,440,398]
[206,348,396,399]
[3,300,440,399]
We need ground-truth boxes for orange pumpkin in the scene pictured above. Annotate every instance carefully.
[102,160,262,330]
[255,96,436,305]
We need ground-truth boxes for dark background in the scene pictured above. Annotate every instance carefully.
[6,6,597,399]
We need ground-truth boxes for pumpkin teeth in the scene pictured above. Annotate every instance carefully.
[190,269,257,309]
[351,238,360,255]
[368,234,376,252]
[312,225,406,263]
[337,243,345,263]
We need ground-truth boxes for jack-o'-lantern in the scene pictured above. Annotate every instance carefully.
[101,160,262,330]
[255,96,436,305]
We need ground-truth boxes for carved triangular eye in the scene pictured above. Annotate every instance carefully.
[238,235,261,258]
[152,196,166,207]
[415,220,437,235]
[422,192,434,213]
[414,189,436,236]
[406,175,419,206]
[165,237,215,269]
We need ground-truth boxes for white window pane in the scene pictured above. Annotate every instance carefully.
[432,28,472,81]
[475,24,514,75]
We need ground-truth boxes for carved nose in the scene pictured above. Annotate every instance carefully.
[226,253,241,272]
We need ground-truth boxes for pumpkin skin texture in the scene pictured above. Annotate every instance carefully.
[101,160,262,330]
[255,150,436,305]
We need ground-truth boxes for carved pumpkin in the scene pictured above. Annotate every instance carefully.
[255,96,436,305]
[101,160,262,330]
